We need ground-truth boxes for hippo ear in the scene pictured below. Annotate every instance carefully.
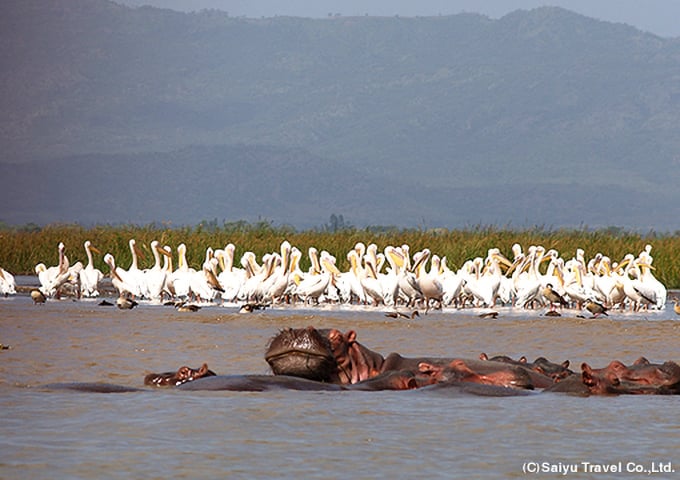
[562,360,570,369]
[581,363,596,387]
[479,353,489,361]
[198,363,210,375]
[345,330,357,343]
[633,357,650,366]
[519,356,528,364]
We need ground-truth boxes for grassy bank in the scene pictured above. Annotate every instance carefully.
[1,223,678,288]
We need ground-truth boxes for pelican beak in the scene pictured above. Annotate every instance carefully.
[322,258,341,276]
[90,245,102,255]
[492,253,514,270]
[156,245,172,257]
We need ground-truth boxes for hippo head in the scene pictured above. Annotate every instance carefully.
[265,327,337,382]
[581,360,680,395]
[144,363,216,387]
[419,359,534,389]
[265,326,385,384]
[532,357,574,382]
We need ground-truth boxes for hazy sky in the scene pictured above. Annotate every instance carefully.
[117,0,680,38]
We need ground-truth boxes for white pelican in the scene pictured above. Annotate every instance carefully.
[119,239,146,298]
[239,252,275,302]
[142,240,169,302]
[380,246,402,306]
[618,254,656,311]
[264,240,291,303]
[216,243,245,303]
[335,250,366,304]
[189,257,224,303]
[360,253,386,306]
[439,256,465,307]
[104,253,143,298]
[39,242,74,298]
[636,247,666,309]
[412,249,443,311]
[79,240,103,297]
[0,267,17,296]
[160,245,176,299]
[514,246,549,309]
[35,242,67,296]
[295,250,340,304]
[387,245,422,306]
[171,244,195,299]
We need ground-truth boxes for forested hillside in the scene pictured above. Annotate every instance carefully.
[2,1,679,229]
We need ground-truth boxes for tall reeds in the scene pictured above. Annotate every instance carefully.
[1,223,678,287]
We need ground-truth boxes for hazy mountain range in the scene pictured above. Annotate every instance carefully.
[2,0,680,231]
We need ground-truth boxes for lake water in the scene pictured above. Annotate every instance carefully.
[1,283,679,479]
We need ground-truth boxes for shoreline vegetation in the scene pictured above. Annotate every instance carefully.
[1,221,678,288]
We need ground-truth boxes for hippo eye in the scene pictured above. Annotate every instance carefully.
[610,377,620,386]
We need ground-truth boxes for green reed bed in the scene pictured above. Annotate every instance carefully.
[1,223,678,288]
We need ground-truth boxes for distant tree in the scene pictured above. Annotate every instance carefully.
[325,213,352,232]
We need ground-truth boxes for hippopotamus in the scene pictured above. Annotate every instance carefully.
[479,353,573,387]
[416,358,535,389]
[264,327,338,382]
[545,357,680,395]
[144,363,216,387]
[265,327,384,384]
[265,327,541,390]
[581,358,680,395]
[176,371,421,392]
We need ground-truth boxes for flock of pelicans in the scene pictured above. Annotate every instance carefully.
[1,238,676,316]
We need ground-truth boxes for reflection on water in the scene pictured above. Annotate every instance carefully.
[0,293,679,479]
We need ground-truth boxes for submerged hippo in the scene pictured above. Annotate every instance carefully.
[479,353,573,387]
[144,363,216,387]
[581,357,680,395]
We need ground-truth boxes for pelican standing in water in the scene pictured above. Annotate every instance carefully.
[0,267,17,296]
[79,240,103,297]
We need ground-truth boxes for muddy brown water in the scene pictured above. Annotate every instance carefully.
[1,283,679,479]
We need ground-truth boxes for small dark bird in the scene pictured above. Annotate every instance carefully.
[384,310,419,319]
[542,283,568,311]
[176,303,201,312]
[585,299,608,318]
[31,289,46,304]
[116,295,138,310]
[673,299,680,316]
[239,303,267,313]
[478,311,499,319]
[544,310,562,317]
